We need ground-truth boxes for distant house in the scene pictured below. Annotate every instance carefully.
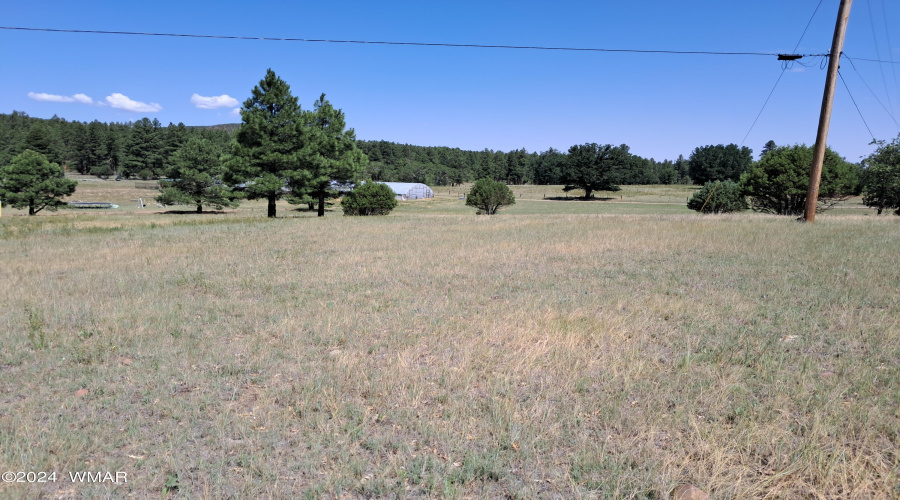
[378,182,434,200]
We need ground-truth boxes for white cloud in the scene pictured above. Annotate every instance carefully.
[28,92,94,104]
[229,107,242,117]
[191,93,239,109]
[28,92,72,102]
[105,93,162,113]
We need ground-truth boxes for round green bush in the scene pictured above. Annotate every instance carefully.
[341,181,398,216]
[466,178,515,215]
[687,180,747,214]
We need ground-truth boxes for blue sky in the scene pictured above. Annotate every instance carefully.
[2,1,899,162]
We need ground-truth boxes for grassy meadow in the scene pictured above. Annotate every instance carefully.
[0,180,898,499]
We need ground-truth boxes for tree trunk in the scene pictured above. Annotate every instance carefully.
[267,196,277,218]
[196,204,202,214]
[317,193,326,217]
[29,204,35,216]
[583,188,592,200]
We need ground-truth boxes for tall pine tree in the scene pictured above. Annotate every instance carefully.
[229,69,310,218]
[121,118,165,179]
[289,94,367,217]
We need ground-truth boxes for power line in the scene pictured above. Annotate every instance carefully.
[794,0,827,52]
[741,71,786,147]
[880,0,899,115]
[740,0,826,147]
[0,26,821,58]
[866,0,895,119]
[838,70,877,141]
[841,55,900,64]
[843,55,900,128]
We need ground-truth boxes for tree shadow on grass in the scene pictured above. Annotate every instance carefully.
[157,210,230,215]
[291,207,336,213]
[542,196,616,202]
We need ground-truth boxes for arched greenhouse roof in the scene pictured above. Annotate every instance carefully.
[378,182,434,200]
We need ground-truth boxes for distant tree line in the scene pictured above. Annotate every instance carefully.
[8,108,896,219]
[356,141,690,186]
[1,111,692,187]
[6,99,900,219]
[0,111,232,180]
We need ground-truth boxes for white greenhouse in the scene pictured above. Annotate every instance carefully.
[378,182,434,200]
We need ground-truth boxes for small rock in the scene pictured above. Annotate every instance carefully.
[673,484,710,500]
[329,349,342,356]
[75,389,89,397]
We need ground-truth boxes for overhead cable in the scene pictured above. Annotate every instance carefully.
[839,70,877,141]
[740,71,786,148]
[843,55,900,128]
[866,0,895,120]
[0,26,823,58]
[740,0,826,147]
[841,55,900,65]
[879,0,899,116]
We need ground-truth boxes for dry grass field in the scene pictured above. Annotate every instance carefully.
[0,181,898,499]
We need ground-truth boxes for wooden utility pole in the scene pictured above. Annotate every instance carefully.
[804,0,853,223]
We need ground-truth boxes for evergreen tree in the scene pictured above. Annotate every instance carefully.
[687,180,748,213]
[84,121,109,177]
[287,94,367,217]
[164,122,189,163]
[688,144,753,185]
[466,178,516,214]
[674,154,691,184]
[229,69,310,218]
[561,143,627,199]
[658,160,678,184]
[0,112,33,166]
[861,135,900,215]
[103,124,124,178]
[156,137,239,213]
[68,123,89,174]
[533,148,566,185]
[121,118,165,179]
[474,149,494,180]
[506,148,529,185]
[740,144,857,215]
[0,150,78,215]
[491,151,508,182]
[21,123,55,161]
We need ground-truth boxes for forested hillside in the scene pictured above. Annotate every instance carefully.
[0,112,690,185]
[0,112,232,180]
